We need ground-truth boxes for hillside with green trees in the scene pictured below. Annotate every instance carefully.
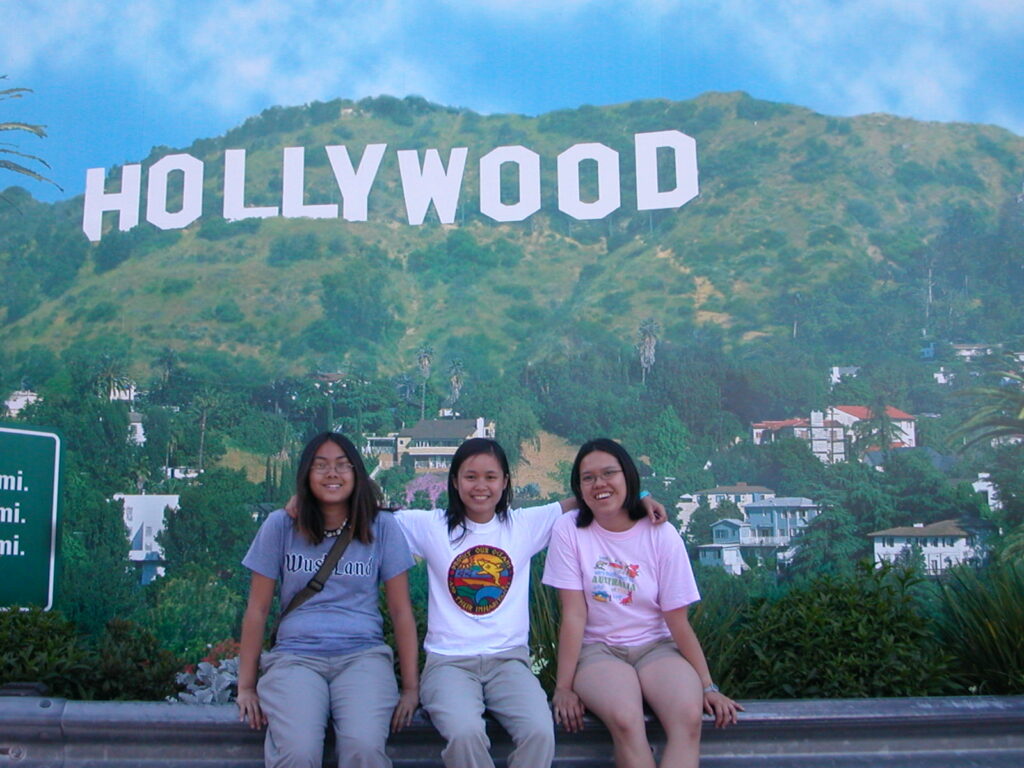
[2,92,1023,701]
[2,91,1023,378]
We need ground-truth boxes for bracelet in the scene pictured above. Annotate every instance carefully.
[703,683,720,694]
[639,490,651,499]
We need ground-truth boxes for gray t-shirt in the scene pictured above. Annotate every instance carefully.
[243,508,413,656]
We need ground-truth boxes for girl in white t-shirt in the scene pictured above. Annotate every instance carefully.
[395,437,665,768]
[543,437,742,768]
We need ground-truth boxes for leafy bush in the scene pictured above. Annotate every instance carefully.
[731,563,953,698]
[0,607,97,699]
[90,619,182,701]
[938,561,1024,694]
[0,609,180,700]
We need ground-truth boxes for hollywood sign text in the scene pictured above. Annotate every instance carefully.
[82,130,697,242]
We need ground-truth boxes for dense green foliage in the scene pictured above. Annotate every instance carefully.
[0,609,180,700]
[939,560,1024,694]
[731,563,953,698]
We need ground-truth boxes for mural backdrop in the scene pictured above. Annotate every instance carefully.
[2,1,1022,699]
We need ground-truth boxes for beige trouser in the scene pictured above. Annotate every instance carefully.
[257,645,398,768]
[420,647,555,768]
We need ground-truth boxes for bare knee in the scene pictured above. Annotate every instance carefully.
[662,707,702,743]
[601,708,649,742]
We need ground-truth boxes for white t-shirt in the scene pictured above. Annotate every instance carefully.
[396,502,563,655]
[542,511,701,647]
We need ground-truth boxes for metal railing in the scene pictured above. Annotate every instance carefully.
[1,695,1022,766]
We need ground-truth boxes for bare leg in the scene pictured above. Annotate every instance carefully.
[637,654,703,768]
[573,658,656,768]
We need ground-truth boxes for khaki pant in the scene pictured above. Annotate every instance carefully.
[257,645,398,768]
[421,647,555,768]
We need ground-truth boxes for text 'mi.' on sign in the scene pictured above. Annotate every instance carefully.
[0,425,63,610]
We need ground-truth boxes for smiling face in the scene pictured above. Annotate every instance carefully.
[307,439,355,513]
[578,450,628,519]
[455,451,509,523]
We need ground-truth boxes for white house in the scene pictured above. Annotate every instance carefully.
[108,382,138,403]
[3,390,40,419]
[868,519,993,576]
[365,416,495,472]
[972,472,1001,510]
[829,366,861,388]
[751,413,847,463]
[951,343,999,362]
[676,482,775,529]
[128,411,146,446]
[827,405,917,449]
[114,493,179,584]
[752,404,916,464]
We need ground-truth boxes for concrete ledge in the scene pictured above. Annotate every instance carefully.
[1,696,1022,767]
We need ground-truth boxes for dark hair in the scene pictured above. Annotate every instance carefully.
[445,437,512,539]
[570,437,644,528]
[295,432,382,545]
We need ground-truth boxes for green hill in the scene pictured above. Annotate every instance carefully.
[2,91,1023,382]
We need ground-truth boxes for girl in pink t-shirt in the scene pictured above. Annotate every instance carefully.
[542,438,742,768]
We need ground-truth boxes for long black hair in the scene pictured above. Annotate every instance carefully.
[445,437,512,540]
[295,432,383,545]
[570,437,644,528]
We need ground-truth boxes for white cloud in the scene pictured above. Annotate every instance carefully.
[8,0,440,117]
[8,0,1023,133]
[676,0,1023,124]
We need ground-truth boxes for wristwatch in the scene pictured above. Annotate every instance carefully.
[703,683,720,694]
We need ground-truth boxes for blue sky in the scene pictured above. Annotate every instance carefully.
[6,0,1024,202]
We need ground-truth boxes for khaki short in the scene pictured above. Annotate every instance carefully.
[577,636,682,671]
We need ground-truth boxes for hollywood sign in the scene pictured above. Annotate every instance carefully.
[82,130,697,242]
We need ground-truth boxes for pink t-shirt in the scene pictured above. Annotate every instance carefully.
[542,511,701,647]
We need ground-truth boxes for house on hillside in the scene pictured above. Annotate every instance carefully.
[751,405,916,464]
[751,412,847,463]
[951,343,1000,362]
[108,382,138,404]
[828,405,917,449]
[868,518,995,575]
[972,472,1001,510]
[114,493,179,584]
[365,416,495,472]
[128,411,146,445]
[676,482,775,529]
[829,366,861,388]
[3,390,40,419]
[698,497,821,575]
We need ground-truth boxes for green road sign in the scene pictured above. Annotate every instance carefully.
[0,424,63,610]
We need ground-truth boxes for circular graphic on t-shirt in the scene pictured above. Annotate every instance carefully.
[447,545,514,615]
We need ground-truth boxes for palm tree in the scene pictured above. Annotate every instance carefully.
[637,318,660,384]
[952,368,1024,450]
[447,358,465,404]
[1,77,60,190]
[191,387,223,471]
[416,344,433,420]
[91,352,133,402]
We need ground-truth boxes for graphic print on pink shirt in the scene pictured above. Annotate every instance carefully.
[591,557,640,605]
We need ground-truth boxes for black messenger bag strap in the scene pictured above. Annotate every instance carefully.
[269,525,354,647]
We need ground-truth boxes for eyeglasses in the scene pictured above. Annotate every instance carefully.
[311,460,354,475]
[579,468,623,486]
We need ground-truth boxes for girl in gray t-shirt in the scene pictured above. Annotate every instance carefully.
[236,432,418,768]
